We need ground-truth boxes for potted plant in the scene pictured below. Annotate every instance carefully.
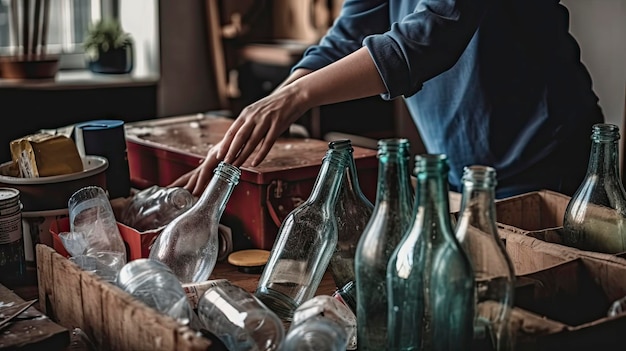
[84,18,133,74]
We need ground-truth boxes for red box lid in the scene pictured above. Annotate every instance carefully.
[124,114,378,185]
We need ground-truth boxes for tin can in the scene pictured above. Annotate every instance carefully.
[0,187,25,285]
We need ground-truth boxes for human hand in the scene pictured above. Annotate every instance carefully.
[218,84,308,167]
[168,140,223,196]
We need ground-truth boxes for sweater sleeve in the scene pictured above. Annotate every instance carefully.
[292,0,390,72]
[294,0,492,100]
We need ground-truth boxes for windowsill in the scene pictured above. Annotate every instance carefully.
[0,69,160,90]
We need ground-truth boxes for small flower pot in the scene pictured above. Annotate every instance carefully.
[88,44,133,74]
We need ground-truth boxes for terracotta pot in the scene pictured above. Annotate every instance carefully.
[0,55,60,80]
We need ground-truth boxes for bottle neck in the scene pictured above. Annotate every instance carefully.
[307,150,348,209]
[330,139,371,205]
[195,162,241,217]
[457,166,498,237]
[587,130,621,181]
[412,155,452,230]
[375,141,412,208]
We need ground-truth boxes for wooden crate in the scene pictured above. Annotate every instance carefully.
[36,244,212,351]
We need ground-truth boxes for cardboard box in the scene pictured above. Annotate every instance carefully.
[511,255,626,351]
[495,190,570,231]
[495,189,626,260]
[36,245,211,351]
[124,114,379,250]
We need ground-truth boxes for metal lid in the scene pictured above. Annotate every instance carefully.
[0,187,20,204]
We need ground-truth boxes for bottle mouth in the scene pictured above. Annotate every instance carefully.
[461,165,497,188]
[413,154,449,175]
[214,161,241,183]
[592,123,620,142]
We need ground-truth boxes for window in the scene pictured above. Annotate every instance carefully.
[0,0,109,68]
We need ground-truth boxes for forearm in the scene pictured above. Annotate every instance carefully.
[290,47,386,109]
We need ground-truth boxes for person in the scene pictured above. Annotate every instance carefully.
[170,0,604,199]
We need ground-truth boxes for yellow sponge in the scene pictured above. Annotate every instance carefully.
[10,133,84,178]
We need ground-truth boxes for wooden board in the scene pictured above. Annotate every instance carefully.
[0,282,69,350]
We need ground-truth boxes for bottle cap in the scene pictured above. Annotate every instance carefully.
[228,249,271,274]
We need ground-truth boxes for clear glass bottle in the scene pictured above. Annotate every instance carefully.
[197,283,285,351]
[149,161,241,283]
[455,165,516,351]
[254,147,349,322]
[562,123,626,254]
[387,154,475,351]
[327,139,374,289]
[281,295,357,351]
[115,258,203,330]
[121,185,196,232]
[354,138,414,350]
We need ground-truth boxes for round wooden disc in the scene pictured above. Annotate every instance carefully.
[228,249,271,268]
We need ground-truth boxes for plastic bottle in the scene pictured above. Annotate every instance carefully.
[115,258,202,330]
[121,185,196,232]
[197,283,285,351]
[281,295,357,351]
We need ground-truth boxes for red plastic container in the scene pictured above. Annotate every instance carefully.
[124,114,378,250]
[49,217,159,261]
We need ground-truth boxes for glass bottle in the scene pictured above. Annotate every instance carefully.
[562,123,626,254]
[254,147,349,321]
[387,154,475,351]
[281,295,357,351]
[455,165,516,351]
[327,139,374,289]
[197,283,285,351]
[149,161,241,283]
[354,138,414,350]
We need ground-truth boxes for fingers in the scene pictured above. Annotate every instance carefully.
[168,168,195,188]
[252,123,281,167]
[217,118,244,160]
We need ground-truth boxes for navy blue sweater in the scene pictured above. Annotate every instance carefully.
[293,0,603,198]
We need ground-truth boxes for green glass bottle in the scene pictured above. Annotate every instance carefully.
[354,138,414,350]
[328,139,374,289]
[562,123,626,254]
[255,147,349,321]
[387,154,474,351]
[455,165,516,351]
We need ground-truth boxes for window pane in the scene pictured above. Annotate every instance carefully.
[0,1,9,47]
[0,0,101,55]
[73,0,91,45]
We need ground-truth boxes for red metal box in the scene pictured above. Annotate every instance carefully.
[124,114,379,250]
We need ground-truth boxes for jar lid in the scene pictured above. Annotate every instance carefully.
[228,249,270,274]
